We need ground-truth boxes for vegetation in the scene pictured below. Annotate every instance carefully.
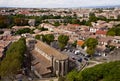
[0,15,11,28]
[38,27,48,31]
[58,76,66,81]
[65,61,120,81]
[84,38,98,56]
[0,38,26,80]
[53,21,61,27]
[89,13,98,22]
[35,34,55,45]
[15,28,34,35]
[44,34,55,44]
[106,45,115,51]
[58,35,69,50]
[35,34,41,40]
[107,27,120,36]
[1,13,120,28]
[72,40,77,48]
[14,18,28,26]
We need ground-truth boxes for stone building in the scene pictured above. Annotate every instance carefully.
[27,39,69,77]
[35,40,69,76]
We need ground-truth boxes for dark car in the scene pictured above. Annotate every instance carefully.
[78,58,82,62]
[84,57,88,61]
[85,55,91,58]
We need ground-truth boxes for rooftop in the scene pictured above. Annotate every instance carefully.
[35,40,68,60]
[96,30,107,35]
[31,50,51,75]
[77,40,84,46]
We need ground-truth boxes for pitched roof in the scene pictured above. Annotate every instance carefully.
[35,40,68,60]
[96,30,107,35]
[77,40,84,46]
[31,50,51,75]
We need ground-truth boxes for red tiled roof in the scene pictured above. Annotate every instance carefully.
[96,30,107,35]
[77,40,84,46]
[19,10,30,15]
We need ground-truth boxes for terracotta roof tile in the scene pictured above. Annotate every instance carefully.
[96,30,107,35]
[77,40,84,46]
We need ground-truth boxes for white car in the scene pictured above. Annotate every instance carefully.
[74,50,80,55]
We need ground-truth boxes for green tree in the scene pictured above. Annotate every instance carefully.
[107,28,116,36]
[14,18,28,26]
[72,40,77,48]
[84,38,98,55]
[0,15,8,28]
[15,28,34,35]
[58,76,65,81]
[53,21,61,27]
[65,70,78,81]
[86,47,95,56]
[71,19,80,24]
[44,34,55,45]
[85,13,97,26]
[107,27,120,36]
[58,35,69,50]
[80,20,87,25]
[89,13,97,22]
[38,27,48,31]
[35,34,41,40]
[0,38,26,80]
[85,38,98,48]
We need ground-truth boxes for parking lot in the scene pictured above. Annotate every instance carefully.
[61,48,89,70]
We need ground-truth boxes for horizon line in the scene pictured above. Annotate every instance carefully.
[0,5,120,9]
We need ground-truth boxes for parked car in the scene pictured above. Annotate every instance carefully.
[85,55,91,58]
[78,58,82,62]
[84,57,88,61]
[74,50,80,55]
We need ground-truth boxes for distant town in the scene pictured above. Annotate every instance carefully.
[0,7,120,81]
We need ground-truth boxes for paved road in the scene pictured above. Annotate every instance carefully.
[85,61,102,68]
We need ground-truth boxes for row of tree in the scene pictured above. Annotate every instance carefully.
[59,61,120,81]
[1,13,120,28]
[14,18,28,26]
[0,15,29,28]
[0,38,26,80]
[0,15,11,28]
[35,34,69,50]
[15,28,34,35]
